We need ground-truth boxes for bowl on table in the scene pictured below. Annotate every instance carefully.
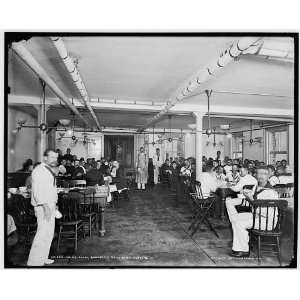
[19,186,27,192]
[8,188,17,194]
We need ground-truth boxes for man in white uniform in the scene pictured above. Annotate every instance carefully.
[153,148,163,184]
[226,166,278,257]
[27,149,58,266]
[230,165,257,194]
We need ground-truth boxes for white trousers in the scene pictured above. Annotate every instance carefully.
[226,198,252,252]
[154,167,159,184]
[27,205,55,266]
[226,198,278,252]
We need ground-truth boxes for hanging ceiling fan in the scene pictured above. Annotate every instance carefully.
[241,120,262,145]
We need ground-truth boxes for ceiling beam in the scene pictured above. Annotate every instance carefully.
[11,41,90,128]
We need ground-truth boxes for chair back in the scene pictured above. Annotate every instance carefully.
[274,184,294,198]
[251,199,288,233]
[11,194,35,224]
[190,181,204,199]
[69,180,87,188]
[58,193,82,222]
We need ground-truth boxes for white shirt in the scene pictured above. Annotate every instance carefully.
[278,175,293,184]
[199,172,218,198]
[31,163,58,207]
[231,174,257,193]
[269,175,280,186]
[224,165,232,175]
[153,154,163,168]
[7,214,16,235]
[58,164,66,174]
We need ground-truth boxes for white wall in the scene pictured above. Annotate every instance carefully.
[242,129,264,161]
[55,131,103,160]
[8,107,38,171]
[184,133,226,160]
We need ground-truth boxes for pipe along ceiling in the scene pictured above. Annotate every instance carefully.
[138,37,262,132]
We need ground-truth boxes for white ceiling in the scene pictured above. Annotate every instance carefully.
[8,35,294,129]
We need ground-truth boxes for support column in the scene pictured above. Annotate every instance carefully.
[193,112,205,181]
[288,124,294,168]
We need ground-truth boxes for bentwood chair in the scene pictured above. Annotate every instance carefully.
[77,188,98,237]
[274,183,294,198]
[188,181,219,238]
[56,194,85,252]
[11,194,37,244]
[248,199,288,265]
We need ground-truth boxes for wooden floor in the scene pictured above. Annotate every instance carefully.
[8,184,294,267]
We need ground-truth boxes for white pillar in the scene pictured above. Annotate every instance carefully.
[193,112,205,180]
[288,124,294,168]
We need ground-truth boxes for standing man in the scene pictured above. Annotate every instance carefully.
[27,149,58,266]
[136,147,148,190]
[153,148,163,184]
[63,148,73,162]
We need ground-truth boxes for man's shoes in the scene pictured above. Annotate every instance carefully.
[230,250,250,258]
[44,259,55,265]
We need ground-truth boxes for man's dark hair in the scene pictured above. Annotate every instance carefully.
[256,165,269,171]
[267,165,275,172]
[43,148,56,157]
[240,164,248,170]
[205,163,214,172]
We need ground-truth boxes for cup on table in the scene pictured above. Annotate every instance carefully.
[9,188,17,194]
[19,186,27,192]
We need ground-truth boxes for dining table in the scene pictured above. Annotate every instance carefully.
[215,182,237,220]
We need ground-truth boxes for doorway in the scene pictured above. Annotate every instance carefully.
[104,135,134,168]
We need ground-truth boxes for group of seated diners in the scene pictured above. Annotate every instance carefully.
[195,156,293,258]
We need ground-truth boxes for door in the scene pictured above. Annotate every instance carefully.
[104,135,134,168]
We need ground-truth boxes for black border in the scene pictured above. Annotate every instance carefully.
[3,32,299,269]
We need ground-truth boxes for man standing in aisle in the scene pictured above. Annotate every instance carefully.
[27,149,58,266]
[153,148,163,184]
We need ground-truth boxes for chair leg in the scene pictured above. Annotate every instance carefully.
[276,236,282,266]
[75,225,78,251]
[257,236,261,265]
[56,226,62,252]
[89,217,92,237]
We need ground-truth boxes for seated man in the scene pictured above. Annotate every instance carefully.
[268,165,280,186]
[226,166,278,257]
[86,161,104,186]
[199,163,219,198]
[226,164,240,184]
[224,159,232,176]
[230,165,257,194]
[215,165,226,184]
[58,159,67,175]
[7,214,19,266]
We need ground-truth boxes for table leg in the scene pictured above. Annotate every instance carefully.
[98,207,105,237]
[220,196,226,220]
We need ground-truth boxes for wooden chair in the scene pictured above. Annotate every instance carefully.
[11,194,37,244]
[274,183,294,198]
[56,194,85,252]
[248,199,288,265]
[78,188,98,237]
[188,181,219,238]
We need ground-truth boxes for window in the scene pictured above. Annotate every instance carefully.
[267,127,288,164]
[232,134,243,159]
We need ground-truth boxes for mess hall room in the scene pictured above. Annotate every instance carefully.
[5,34,296,267]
